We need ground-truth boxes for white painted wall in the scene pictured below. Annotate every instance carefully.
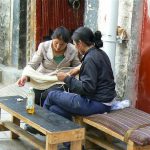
[98,0,119,75]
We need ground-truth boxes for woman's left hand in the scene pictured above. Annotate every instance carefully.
[57,72,70,81]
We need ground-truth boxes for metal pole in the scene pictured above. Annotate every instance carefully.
[99,0,119,75]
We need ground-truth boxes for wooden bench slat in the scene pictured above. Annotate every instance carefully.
[86,134,121,150]
[0,121,8,131]
[83,117,124,141]
[2,121,45,150]
[48,128,85,144]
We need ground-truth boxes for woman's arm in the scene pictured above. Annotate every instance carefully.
[17,43,44,87]
[27,43,44,70]
[68,64,81,76]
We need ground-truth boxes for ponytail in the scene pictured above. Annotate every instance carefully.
[94,31,103,49]
[72,27,103,49]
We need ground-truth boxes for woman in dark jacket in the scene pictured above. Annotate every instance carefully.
[43,27,116,120]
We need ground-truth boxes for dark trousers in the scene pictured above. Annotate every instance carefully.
[33,84,65,106]
[43,90,111,120]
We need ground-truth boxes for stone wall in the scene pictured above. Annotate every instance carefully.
[0,0,27,84]
[0,0,27,68]
[26,0,36,63]
[0,1,11,65]
[124,0,144,105]
[84,0,99,31]
[11,0,20,67]
[115,0,134,99]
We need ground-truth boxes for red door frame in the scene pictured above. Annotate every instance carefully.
[136,0,150,113]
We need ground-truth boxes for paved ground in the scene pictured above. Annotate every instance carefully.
[0,83,46,150]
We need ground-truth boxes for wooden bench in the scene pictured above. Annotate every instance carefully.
[0,96,85,150]
[74,108,150,150]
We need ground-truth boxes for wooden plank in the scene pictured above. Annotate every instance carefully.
[45,144,57,150]
[2,121,45,150]
[86,134,121,150]
[127,144,137,150]
[142,145,150,150]
[70,140,82,150]
[48,128,85,144]
[46,135,57,150]
[83,117,124,141]
[0,121,8,131]
[0,97,82,135]
[127,143,150,150]
[11,116,20,139]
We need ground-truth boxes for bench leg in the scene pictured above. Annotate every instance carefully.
[0,108,1,120]
[11,116,20,139]
[127,142,138,150]
[46,135,57,150]
[70,140,82,150]
[46,143,57,150]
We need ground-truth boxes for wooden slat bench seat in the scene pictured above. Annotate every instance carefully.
[0,96,85,150]
[81,108,150,150]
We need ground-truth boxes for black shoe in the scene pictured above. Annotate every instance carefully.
[24,124,44,135]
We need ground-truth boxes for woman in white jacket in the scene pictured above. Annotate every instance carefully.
[17,26,81,106]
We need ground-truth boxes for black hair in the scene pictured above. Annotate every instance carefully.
[51,26,71,43]
[72,27,103,49]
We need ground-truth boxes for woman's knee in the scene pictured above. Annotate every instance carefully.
[49,105,72,120]
[49,105,59,112]
[47,90,61,99]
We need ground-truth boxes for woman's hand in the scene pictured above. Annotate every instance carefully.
[68,65,81,76]
[57,72,70,81]
[17,76,28,87]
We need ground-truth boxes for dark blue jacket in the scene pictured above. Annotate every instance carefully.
[64,47,116,103]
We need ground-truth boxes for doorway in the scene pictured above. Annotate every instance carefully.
[36,0,84,49]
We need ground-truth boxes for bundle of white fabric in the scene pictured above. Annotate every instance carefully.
[22,66,67,90]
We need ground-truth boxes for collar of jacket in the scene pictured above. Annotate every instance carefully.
[47,40,71,61]
[81,47,95,62]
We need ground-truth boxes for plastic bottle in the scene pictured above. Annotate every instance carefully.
[26,87,35,114]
